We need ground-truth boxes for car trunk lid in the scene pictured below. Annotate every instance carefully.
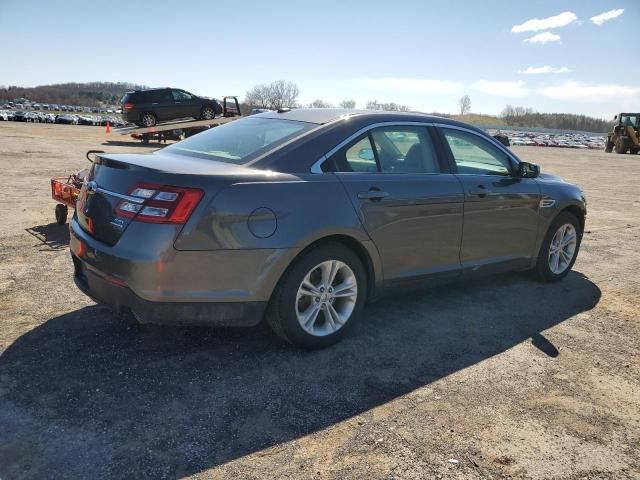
[75,151,252,246]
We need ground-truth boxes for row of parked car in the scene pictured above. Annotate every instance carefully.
[3,102,120,114]
[492,129,605,149]
[0,110,126,127]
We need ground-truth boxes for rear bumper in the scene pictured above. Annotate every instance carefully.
[120,109,138,124]
[72,255,266,326]
[70,217,300,326]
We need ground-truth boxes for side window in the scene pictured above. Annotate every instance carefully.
[149,90,173,103]
[173,89,194,101]
[329,135,379,172]
[370,127,439,173]
[443,129,512,176]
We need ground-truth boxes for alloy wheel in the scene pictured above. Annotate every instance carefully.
[548,223,577,274]
[201,107,215,119]
[295,260,358,336]
[141,113,155,127]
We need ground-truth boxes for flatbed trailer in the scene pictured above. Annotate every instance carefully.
[112,96,242,144]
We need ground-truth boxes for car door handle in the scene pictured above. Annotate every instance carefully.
[469,185,490,198]
[358,189,389,201]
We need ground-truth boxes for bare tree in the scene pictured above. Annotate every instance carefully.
[244,80,300,109]
[309,99,334,108]
[458,95,471,115]
[339,99,356,109]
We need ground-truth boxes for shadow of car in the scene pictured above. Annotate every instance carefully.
[0,271,600,478]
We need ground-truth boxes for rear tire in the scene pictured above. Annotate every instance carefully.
[55,204,68,224]
[266,243,367,349]
[200,106,216,120]
[138,112,157,127]
[534,212,582,282]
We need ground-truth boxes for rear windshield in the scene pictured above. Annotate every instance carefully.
[165,117,314,165]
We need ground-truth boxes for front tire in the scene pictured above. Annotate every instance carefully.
[200,106,216,120]
[267,243,367,349]
[604,138,614,152]
[534,212,582,282]
[614,136,629,154]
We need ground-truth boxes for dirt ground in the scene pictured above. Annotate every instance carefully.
[0,122,638,480]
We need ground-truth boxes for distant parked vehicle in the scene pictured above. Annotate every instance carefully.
[77,115,96,126]
[55,114,78,125]
[0,111,8,121]
[120,87,223,127]
[24,112,40,123]
[12,111,28,122]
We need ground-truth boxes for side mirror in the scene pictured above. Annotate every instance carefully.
[516,161,540,178]
[358,148,375,161]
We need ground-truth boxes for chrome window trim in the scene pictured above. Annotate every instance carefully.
[433,122,522,172]
[310,121,435,173]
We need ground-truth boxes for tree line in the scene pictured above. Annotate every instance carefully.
[500,105,610,133]
[244,80,410,111]
[0,82,147,106]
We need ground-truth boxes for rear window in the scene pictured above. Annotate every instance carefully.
[121,90,167,104]
[165,117,314,165]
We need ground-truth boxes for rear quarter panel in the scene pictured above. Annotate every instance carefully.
[174,174,371,251]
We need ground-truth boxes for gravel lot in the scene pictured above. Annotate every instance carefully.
[0,122,638,480]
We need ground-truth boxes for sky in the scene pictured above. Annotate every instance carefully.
[0,0,638,118]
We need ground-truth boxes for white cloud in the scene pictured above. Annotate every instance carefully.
[590,9,624,25]
[539,82,640,101]
[511,11,577,33]
[471,80,529,98]
[518,66,571,74]
[524,31,560,44]
[354,77,463,94]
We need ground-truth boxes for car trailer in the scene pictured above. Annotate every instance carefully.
[113,96,242,144]
[49,150,103,224]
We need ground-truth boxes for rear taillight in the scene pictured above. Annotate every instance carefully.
[115,183,203,224]
[123,103,134,110]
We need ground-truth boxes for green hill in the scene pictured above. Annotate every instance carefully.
[450,113,507,126]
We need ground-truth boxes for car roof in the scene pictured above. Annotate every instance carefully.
[252,108,477,130]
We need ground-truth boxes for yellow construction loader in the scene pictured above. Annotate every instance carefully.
[605,113,640,154]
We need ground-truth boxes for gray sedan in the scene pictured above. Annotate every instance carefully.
[70,109,586,348]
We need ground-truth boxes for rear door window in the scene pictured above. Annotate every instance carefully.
[328,135,379,172]
[150,89,173,103]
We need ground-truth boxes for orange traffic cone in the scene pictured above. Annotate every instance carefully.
[106,121,111,134]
